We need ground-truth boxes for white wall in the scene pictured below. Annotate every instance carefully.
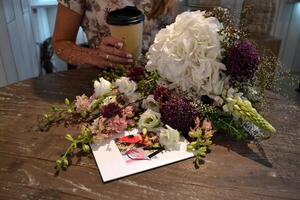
[290,3,300,72]
[0,0,39,87]
[272,1,300,72]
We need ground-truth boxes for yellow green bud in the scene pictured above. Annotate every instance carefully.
[64,98,70,106]
[187,144,194,151]
[82,144,90,153]
[233,104,241,110]
[62,159,69,168]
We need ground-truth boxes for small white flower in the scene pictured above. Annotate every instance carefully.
[115,77,137,96]
[159,125,180,151]
[213,96,224,106]
[142,95,159,112]
[138,109,161,130]
[94,78,112,97]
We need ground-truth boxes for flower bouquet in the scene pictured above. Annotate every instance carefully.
[40,8,276,176]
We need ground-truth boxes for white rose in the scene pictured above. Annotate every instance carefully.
[94,78,112,97]
[115,77,137,96]
[138,109,161,130]
[159,125,180,151]
[142,95,159,112]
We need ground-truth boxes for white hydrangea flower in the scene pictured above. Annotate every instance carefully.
[146,11,228,98]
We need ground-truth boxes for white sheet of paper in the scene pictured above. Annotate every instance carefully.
[91,129,194,182]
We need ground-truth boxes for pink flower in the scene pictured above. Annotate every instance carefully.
[89,93,96,104]
[202,119,212,131]
[127,119,135,127]
[75,94,90,113]
[108,115,128,133]
[205,130,214,138]
[122,106,134,118]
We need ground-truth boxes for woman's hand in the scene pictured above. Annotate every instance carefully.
[93,36,133,68]
[53,4,133,69]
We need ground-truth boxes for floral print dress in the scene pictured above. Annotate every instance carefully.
[58,0,176,51]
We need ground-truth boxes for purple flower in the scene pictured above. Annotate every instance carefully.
[223,40,260,82]
[160,98,199,136]
[127,66,145,82]
[101,103,121,118]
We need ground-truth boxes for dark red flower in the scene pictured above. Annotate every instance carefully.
[223,40,260,82]
[127,66,145,82]
[160,98,199,136]
[101,103,121,118]
[153,85,172,103]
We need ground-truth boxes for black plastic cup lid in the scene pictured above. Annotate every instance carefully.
[106,6,145,26]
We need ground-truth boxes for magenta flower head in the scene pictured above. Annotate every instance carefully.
[223,40,260,82]
[160,98,199,136]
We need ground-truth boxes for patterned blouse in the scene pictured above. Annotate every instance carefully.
[58,0,176,51]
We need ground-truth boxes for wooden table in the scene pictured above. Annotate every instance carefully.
[0,68,299,200]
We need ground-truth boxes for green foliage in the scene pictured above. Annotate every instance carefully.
[55,126,93,171]
[97,65,127,81]
[239,85,263,109]
[201,105,249,140]
[137,70,159,96]
[39,93,111,132]
[39,99,75,131]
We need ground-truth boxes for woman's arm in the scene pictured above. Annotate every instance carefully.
[52,4,133,68]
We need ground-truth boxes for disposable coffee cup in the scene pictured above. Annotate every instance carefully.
[106,6,145,60]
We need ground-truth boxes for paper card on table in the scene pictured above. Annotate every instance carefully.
[90,129,194,182]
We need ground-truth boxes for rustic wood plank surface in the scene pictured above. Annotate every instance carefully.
[0,68,299,200]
